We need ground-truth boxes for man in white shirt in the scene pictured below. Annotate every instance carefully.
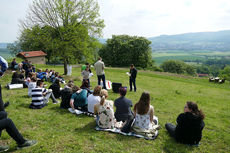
[94,57,107,89]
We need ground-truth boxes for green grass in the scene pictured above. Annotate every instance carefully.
[152,50,230,65]
[0,65,230,153]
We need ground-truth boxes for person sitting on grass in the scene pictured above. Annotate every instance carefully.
[87,85,102,114]
[94,89,122,129]
[36,69,47,81]
[131,92,159,138]
[0,81,37,152]
[11,72,27,88]
[60,81,74,109]
[10,58,18,70]
[29,80,59,109]
[0,117,37,152]
[49,79,61,99]
[28,77,37,97]
[80,80,92,97]
[70,86,88,112]
[165,101,205,145]
[114,87,133,122]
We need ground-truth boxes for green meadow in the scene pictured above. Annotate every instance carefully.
[0,65,230,153]
[152,50,230,65]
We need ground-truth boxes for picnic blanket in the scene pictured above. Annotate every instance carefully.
[68,108,95,117]
[95,126,158,140]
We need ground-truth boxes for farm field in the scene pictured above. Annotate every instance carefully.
[152,50,230,65]
[0,65,230,153]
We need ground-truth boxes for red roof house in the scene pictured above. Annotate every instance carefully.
[17,51,47,64]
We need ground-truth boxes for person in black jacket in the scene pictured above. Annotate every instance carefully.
[49,79,61,99]
[165,101,205,145]
[60,82,74,109]
[11,72,27,88]
[129,64,137,92]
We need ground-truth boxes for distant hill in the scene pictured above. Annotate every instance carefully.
[149,30,230,51]
[0,43,9,48]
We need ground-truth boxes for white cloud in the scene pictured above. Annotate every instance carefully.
[98,0,230,38]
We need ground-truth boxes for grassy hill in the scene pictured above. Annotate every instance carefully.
[0,65,230,153]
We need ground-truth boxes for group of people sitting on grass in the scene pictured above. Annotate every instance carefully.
[0,56,205,152]
[10,68,65,88]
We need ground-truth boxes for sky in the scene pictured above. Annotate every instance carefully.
[1,0,230,42]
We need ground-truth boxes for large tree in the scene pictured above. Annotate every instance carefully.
[98,35,153,68]
[20,0,104,74]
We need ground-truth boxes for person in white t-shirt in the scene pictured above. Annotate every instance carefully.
[87,85,102,113]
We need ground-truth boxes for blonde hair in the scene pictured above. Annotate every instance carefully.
[100,89,108,105]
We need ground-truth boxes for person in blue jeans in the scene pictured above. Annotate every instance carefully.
[129,64,137,92]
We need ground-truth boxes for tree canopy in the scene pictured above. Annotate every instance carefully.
[161,60,196,75]
[18,0,104,74]
[98,35,153,68]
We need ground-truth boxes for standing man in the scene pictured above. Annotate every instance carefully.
[129,64,137,92]
[94,57,106,89]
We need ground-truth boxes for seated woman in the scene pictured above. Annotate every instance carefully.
[114,87,133,122]
[11,72,27,88]
[94,89,122,129]
[60,81,74,109]
[87,85,102,114]
[49,79,61,99]
[131,92,158,137]
[70,86,88,111]
[165,101,205,145]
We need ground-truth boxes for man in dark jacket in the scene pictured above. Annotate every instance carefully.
[129,64,137,92]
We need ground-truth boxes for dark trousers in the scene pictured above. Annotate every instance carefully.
[129,78,136,91]
[97,74,106,89]
[165,123,176,138]
[0,118,26,145]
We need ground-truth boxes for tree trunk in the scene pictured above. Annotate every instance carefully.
[64,59,68,75]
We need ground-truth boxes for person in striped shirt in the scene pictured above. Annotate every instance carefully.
[29,80,59,109]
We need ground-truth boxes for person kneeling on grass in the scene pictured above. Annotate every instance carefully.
[70,86,88,112]
[165,101,205,145]
[29,80,59,109]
